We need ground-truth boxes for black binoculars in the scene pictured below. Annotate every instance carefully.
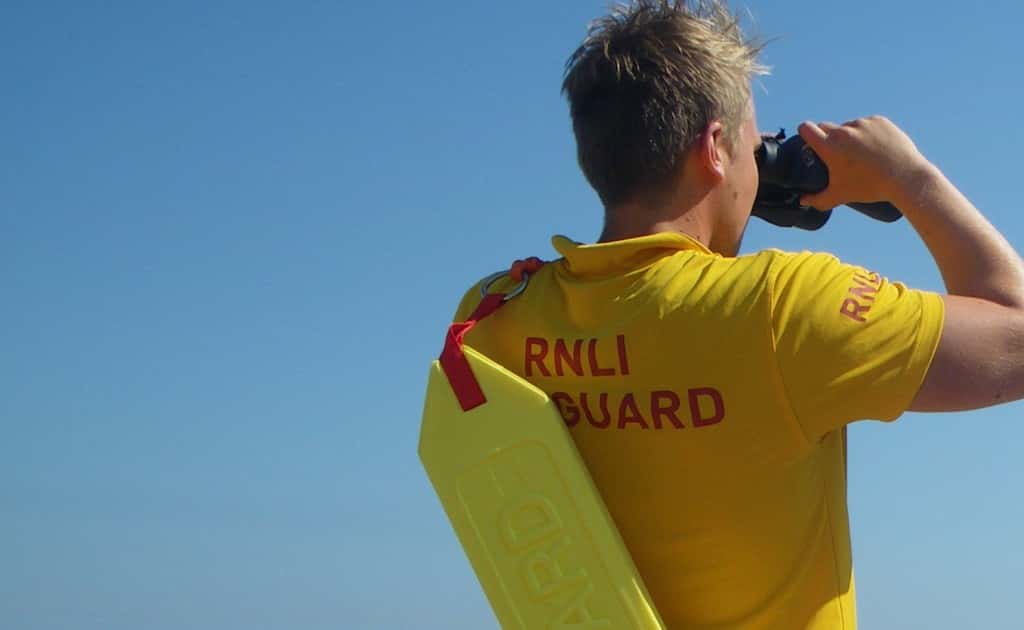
[752,129,903,230]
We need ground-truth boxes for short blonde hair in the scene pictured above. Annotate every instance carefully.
[562,0,769,207]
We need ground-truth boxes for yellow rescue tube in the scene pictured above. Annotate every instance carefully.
[419,345,666,629]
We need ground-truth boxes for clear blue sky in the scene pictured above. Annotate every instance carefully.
[3,1,1022,628]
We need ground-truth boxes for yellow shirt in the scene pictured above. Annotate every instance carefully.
[454,232,944,630]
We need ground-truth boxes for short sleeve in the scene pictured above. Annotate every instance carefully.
[769,251,945,442]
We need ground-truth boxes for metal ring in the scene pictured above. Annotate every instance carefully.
[479,270,530,302]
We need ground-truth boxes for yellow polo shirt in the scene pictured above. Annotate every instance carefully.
[453,232,944,630]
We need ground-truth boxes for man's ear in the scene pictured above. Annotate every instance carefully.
[696,121,727,182]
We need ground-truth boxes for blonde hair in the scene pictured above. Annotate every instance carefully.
[563,0,769,207]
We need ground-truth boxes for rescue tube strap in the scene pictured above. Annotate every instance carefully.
[440,292,505,411]
[440,258,545,411]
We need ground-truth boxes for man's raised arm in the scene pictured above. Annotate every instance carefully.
[799,116,1024,412]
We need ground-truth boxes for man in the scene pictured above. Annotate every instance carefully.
[452,1,1024,628]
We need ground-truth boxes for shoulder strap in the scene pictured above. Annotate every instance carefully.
[438,257,545,411]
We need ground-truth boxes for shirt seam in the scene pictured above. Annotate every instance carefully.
[769,257,850,626]
[765,257,814,449]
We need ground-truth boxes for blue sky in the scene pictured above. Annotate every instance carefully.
[3,1,1022,628]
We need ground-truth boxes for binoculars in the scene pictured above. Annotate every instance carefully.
[753,129,903,230]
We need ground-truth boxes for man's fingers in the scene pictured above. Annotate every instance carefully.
[798,121,827,150]
[798,121,841,210]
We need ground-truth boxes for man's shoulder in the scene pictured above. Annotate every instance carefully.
[692,248,842,292]
[738,247,841,268]
[452,276,489,323]
[732,248,851,288]
[451,262,560,323]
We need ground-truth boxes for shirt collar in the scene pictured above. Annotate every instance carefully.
[551,231,714,277]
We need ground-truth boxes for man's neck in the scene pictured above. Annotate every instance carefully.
[599,202,714,250]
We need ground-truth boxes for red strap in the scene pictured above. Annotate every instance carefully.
[439,257,546,412]
[439,293,506,411]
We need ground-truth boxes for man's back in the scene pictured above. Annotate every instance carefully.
[455,232,943,628]
[432,2,1024,626]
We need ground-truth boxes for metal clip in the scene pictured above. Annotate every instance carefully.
[479,270,530,302]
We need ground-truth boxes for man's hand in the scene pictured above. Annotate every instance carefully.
[797,116,932,211]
